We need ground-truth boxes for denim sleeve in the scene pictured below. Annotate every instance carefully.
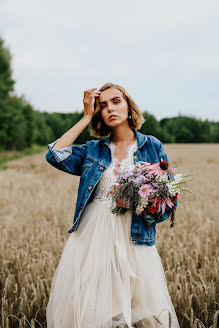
[45,138,87,176]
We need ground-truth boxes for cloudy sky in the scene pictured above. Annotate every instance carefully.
[1,0,219,121]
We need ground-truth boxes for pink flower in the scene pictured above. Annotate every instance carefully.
[146,158,174,180]
[161,197,175,214]
[138,184,153,198]
[138,161,152,171]
[114,160,121,175]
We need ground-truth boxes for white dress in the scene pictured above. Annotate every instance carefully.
[46,140,180,328]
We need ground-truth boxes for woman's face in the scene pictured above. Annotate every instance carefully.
[98,87,130,128]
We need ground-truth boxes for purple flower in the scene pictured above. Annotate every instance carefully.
[133,175,147,184]
[122,172,131,179]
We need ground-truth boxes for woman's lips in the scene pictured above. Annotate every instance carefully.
[109,115,118,120]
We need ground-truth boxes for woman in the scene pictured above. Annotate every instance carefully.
[45,83,180,328]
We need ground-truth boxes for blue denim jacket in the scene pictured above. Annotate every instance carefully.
[46,129,177,246]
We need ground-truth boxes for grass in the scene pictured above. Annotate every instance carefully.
[0,145,47,170]
[0,143,218,327]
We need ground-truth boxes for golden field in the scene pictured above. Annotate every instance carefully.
[0,144,218,328]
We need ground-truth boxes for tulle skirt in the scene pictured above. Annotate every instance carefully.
[46,199,180,328]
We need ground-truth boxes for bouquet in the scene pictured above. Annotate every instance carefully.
[108,158,195,228]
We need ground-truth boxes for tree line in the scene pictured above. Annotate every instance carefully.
[0,37,218,151]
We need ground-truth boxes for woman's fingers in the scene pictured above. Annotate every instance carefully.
[84,90,101,103]
[83,88,101,118]
[84,88,101,94]
[87,88,98,92]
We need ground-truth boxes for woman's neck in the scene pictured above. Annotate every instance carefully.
[111,126,135,144]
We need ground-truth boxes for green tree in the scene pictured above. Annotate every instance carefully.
[32,110,54,145]
[211,122,219,142]
[0,96,36,150]
[159,115,212,143]
[0,38,15,100]
[139,111,174,143]
[0,37,37,150]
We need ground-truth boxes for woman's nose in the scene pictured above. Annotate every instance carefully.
[108,106,114,112]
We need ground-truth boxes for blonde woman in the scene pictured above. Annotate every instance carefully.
[46,83,180,328]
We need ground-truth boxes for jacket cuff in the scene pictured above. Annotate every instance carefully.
[47,138,73,162]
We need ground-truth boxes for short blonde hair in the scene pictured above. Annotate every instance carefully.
[89,82,145,138]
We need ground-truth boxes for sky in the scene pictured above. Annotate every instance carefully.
[1,0,219,121]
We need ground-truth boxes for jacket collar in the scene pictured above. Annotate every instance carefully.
[102,129,147,149]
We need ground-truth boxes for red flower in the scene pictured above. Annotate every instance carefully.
[146,199,161,213]
[159,160,169,170]
[172,193,178,201]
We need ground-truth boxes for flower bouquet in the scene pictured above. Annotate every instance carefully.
[108,158,195,228]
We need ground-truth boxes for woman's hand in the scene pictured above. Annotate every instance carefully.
[48,88,101,149]
[83,88,101,120]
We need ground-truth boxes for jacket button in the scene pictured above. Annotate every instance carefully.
[80,205,83,209]
[88,186,92,190]
[99,166,104,170]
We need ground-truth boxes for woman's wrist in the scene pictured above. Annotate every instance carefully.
[82,115,92,124]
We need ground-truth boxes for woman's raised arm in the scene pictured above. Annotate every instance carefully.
[52,88,101,149]
[46,88,101,175]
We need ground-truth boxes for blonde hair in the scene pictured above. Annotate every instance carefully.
[89,82,145,138]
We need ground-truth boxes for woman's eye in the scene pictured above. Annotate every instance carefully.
[100,100,120,109]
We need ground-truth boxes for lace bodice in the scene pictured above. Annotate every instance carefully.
[93,139,138,201]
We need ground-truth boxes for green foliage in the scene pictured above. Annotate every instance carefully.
[140,111,174,142]
[211,122,219,142]
[0,38,15,99]
[0,95,36,151]
[31,110,54,145]
[160,115,215,143]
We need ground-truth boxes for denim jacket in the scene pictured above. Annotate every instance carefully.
[46,129,177,246]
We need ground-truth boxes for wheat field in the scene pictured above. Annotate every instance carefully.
[0,144,218,328]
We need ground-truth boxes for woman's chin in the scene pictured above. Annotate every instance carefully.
[105,119,128,128]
